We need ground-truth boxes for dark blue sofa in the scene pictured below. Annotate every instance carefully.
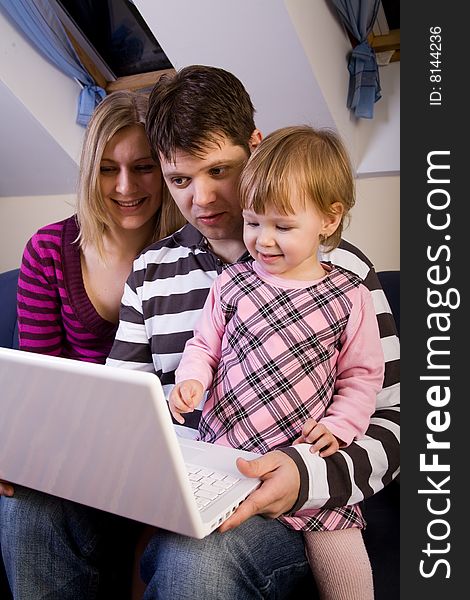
[0,268,399,599]
[0,268,19,351]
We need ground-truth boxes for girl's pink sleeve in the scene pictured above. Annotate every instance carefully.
[320,285,385,446]
[174,276,226,390]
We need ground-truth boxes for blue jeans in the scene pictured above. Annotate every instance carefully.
[1,488,312,599]
[141,516,313,599]
[0,486,138,599]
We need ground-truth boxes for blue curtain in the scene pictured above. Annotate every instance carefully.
[0,0,106,126]
[330,0,381,119]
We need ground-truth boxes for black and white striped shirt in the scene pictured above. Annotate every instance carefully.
[107,223,400,509]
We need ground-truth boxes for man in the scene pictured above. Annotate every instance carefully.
[106,65,400,597]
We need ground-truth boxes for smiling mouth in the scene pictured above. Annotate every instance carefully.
[258,252,282,262]
[114,198,146,208]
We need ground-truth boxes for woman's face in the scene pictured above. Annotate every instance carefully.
[99,124,163,233]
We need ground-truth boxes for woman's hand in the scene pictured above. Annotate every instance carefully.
[0,480,14,497]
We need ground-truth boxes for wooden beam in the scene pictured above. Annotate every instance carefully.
[106,69,176,93]
[369,29,400,53]
[64,28,108,89]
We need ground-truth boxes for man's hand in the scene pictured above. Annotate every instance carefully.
[293,418,340,457]
[0,480,14,497]
[218,450,300,532]
[169,379,204,424]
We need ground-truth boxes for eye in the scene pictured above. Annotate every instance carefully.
[245,222,259,228]
[170,176,190,187]
[209,167,226,177]
[100,165,117,174]
[135,164,156,173]
[276,226,292,232]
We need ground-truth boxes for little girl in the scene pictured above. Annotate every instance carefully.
[169,125,384,600]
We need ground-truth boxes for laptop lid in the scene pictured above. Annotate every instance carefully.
[0,348,260,538]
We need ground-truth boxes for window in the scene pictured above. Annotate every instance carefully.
[369,0,400,65]
[52,0,174,93]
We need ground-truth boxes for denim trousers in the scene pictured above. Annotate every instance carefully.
[141,516,313,599]
[0,487,138,599]
[1,487,313,599]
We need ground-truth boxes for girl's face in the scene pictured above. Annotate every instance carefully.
[99,124,163,234]
[243,194,342,281]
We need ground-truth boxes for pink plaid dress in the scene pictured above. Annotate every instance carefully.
[184,262,383,531]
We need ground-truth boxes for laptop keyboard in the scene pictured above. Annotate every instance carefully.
[186,464,240,510]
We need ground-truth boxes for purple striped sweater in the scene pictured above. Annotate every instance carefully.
[17,216,117,363]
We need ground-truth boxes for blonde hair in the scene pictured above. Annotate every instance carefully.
[239,125,355,250]
[76,90,185,259]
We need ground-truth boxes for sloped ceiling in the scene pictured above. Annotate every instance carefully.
[0,79,78,197]
[0,0,399,199]
[134,0,337,138]
[134,0,398,175]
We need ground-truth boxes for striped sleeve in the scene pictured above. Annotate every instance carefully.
[281,241,400,509]
[106,265,156,373]
[106,231,223,425]
[17,224,65,356]
[105,237,216,398]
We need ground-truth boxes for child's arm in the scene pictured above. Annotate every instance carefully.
[294,286,385,455]
[169,379,205,424]
[172,276,226,418]
[319,285,385,446]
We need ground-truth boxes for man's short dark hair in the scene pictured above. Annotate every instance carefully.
[146,65,256,162]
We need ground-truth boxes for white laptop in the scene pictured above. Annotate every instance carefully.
[0,347,261,539]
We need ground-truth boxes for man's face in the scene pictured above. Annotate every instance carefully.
[160,136,252,257]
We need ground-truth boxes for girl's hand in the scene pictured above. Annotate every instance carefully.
[293,418,340,457]
[169,380,204,424]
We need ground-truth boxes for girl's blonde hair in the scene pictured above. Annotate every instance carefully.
[76,90,185,259]
[239,125,355,250]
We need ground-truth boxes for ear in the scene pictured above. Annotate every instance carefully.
[248,129,263,153]
[321,202,344,237]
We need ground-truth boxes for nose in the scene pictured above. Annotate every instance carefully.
[257,227,275,247]
[115,168,137,195]
[192,179,216,207]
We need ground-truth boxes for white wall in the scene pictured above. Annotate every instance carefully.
[357,62,400,174]
[134,0,337,135]
[284,0,399,175]
[284,0,359,164]
[0,79,79,196]
[0,195,75,272]
[0,10,84,165]
[346,175,400,271]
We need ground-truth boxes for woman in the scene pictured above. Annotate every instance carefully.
[0,90,185,599]
[16,89,185,362]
